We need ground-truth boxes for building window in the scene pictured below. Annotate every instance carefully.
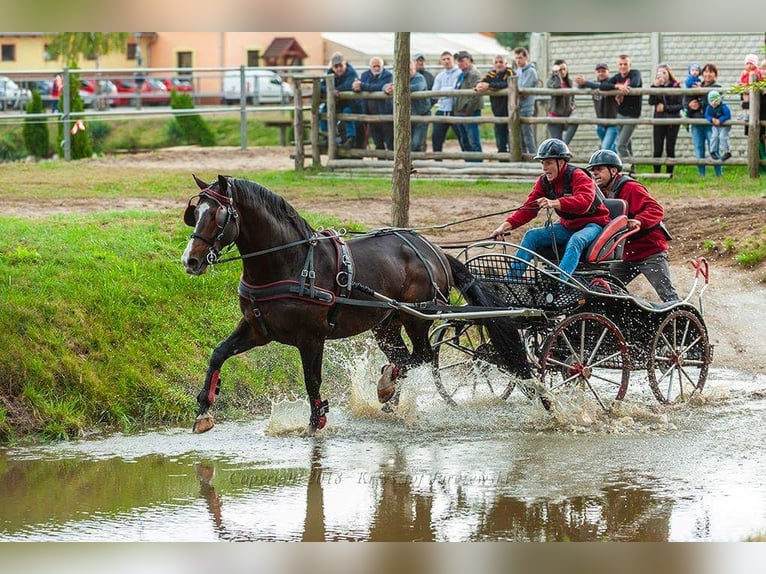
[177,51,192,75]
[247,50,260,67]
[1,44,16,62]
[127,43,138,60]
[43,43,54,61]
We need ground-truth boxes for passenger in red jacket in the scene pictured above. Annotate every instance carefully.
[587,149,679,302]
[492,138,611,282]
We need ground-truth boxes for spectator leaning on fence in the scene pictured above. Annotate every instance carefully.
[353,56,394,151]
[413,53,435,152]
[599,54,643,161]
[647,63,682,176]
[704,90,732,162]
[319,52,362,149]
[383,60,432,152]
[431,51,462,156]
[546,59,578,145]
[682,62,723,177]
[475,53,514,154]
[575,61,619,153]
[512,46,538,155]
[453,50,484,161]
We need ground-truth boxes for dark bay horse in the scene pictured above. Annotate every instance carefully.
[181,175,529,433]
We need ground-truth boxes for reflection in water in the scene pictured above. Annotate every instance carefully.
[1,368,764,541]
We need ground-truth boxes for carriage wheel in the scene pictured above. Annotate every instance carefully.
[647,309,710,404]
[430,321,516,406]
[539,313,630,411]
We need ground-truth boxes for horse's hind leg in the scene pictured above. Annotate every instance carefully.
[372,318,411,404]
[193,318,260,433]
[299,340,329,435]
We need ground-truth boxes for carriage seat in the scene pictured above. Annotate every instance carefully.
[582,198,632,264]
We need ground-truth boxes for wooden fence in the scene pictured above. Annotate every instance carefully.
[289,75,765,179]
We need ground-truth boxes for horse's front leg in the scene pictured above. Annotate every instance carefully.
[372,318,411,405]
[193,318,260,433]
[299,340,329,435]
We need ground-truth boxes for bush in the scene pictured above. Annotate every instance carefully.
[0,131,25,161]
[23,90,50,159]
[88,120,112,153]
[169,91,215,146]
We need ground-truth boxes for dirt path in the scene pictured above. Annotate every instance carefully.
[8,146,766,374]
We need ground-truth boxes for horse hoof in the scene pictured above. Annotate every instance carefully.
[193,412,215,433]
[377,364,399,403]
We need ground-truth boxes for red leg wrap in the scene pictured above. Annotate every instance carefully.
[207,370,220,405]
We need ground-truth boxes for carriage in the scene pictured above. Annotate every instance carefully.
[182,175,714,433]
[426,238,713,410]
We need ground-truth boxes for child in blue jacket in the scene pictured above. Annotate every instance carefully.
[704,90,732,161]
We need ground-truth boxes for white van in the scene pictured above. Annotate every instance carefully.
[222,69,294,105]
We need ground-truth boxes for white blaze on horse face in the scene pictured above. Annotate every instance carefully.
[182,202,213,273]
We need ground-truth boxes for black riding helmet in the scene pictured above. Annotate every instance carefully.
[533,138,572,161]
[587,149,622,170]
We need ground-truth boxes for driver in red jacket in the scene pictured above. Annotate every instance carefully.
[587,149,679,302]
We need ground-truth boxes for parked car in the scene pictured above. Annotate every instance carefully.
[162,77,194,95]
[79,79,118,108]
[0,76,32,110]
[222,69,293,105]
[112,77,170,106]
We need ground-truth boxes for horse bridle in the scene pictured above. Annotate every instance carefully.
[184,186,239,265]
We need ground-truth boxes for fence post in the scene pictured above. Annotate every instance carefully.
[62,67,71,162]
[239,65,247,151]
[327,74,337,160]
[311,78,321,167]
[747,86,760,179]
[293,77,304,171]
[508,75,521,162]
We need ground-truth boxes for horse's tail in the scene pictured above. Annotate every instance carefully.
[445,253,533,380]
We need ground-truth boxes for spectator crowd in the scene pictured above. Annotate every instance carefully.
[319,49,766,176]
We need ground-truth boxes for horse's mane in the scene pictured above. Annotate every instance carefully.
[228,178,314,237]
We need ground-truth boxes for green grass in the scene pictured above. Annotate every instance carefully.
[0,209,365,442]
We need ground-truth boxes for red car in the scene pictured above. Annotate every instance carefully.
[112,77,170,106]
[161,77,194,95]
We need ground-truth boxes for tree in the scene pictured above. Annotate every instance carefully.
[23,90,51,159]
[391,32,411,228]
[494,32,530,50]
[46,32,130,68]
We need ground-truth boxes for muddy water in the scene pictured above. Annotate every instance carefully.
[1,363,765,542]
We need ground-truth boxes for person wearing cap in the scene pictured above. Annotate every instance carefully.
[431,51,462,157]
[704,90,732,162]
[476,53,514,154]
[647,63,683,175]
[584,54,642,160]
[491,138,610,284]
[453,50,484,161]
[575,62,618,152]
[682,62,723,177]
[512,46,538,155]
[319,51,362,148]
[586,149,678,302]
[382,59,432,152]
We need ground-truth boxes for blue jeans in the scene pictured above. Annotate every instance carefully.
[411,115,429,152]
[520,106,536,154]
[431,111,459,153]
[319,102,357,141]
[691,124,722,176]
[597,125,618,152]
[616,113,637,158]
[509,222,604,280]
[710,125,731,155]
[455,110,482,161]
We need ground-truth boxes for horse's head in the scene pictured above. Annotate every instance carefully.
[181,174,239,275]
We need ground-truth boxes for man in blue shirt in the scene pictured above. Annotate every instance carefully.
[430,51,462,156]
[513,46,538,155]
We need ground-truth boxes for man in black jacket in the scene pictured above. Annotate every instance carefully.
[575,62,619,152]
[476,54,513,153]
[592,54,642,160]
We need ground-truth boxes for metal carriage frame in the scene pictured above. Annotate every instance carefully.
[420,240,713,411]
